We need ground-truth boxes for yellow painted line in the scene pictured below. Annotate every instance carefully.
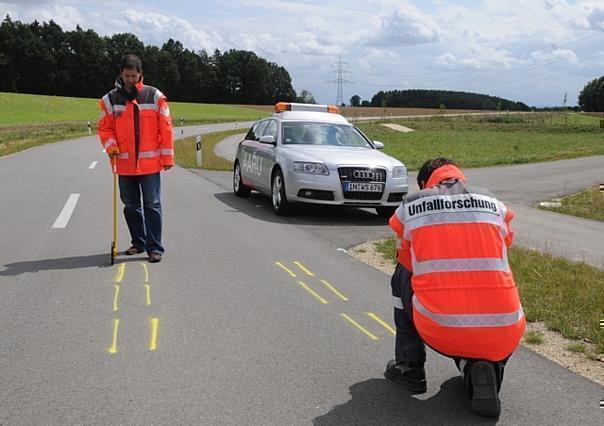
[149,318,159,351]
[108,319,119,354]
[141,262,149,283]
[145,284,151,306]
[294,261,315,276]
[275,261,297,277]
[320,279,348,301]
[298,281,328,304]
[341,314,378,340]
[114,263,125,283]
[367,312,396,335]
[112,285,120,312]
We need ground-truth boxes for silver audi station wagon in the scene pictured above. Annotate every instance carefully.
[233,102,409,216]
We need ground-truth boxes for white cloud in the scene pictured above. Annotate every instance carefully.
[530,48,578,64]
[367,6,441,47]
[118,9,223,52]
[435,45,519,70]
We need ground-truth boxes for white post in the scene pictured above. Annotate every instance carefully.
[87,120,92,135]
[196,134,202,167]
[180,117,184,140]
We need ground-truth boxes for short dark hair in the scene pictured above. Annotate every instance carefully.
[417,157,457,189]
[119,54,142,73]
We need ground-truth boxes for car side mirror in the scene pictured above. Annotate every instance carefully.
[373,141,384,149]
[259,135,275,144]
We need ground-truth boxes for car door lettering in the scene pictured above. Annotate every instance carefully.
[242,151,263,177]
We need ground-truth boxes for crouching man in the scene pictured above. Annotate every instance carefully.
[385,157,525,418]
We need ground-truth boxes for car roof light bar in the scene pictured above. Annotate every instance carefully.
[275,102,340,114]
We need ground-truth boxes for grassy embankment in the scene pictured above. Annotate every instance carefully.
[539,187,604,222]
[0,92,267,157]
[357,112,604,170]
[374,240,604,357]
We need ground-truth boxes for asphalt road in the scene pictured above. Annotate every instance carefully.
[0,129,603,425]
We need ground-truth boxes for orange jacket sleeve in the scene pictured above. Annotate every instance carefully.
[157,96,174,167]
[97,97,118,154]
[503,205,515,248]
[389,209,413,271]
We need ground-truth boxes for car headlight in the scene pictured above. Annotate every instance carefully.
[392,166,407,178]
[293,162,329,175]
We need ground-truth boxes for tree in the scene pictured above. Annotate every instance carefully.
[578,76,604,112]
[350,94,361,107]
[361,100,371,107]
[296,89,316,104]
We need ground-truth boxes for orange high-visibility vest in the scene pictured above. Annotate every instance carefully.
[389,165,525,361]
[98,79,174,175]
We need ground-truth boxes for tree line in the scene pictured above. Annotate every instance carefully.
[0,15,296,104]
[368,89,530,111]
[578,76,604,112]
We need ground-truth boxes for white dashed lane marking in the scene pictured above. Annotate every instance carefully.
[52,193,80,229]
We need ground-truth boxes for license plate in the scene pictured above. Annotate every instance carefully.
[344,182,383,192]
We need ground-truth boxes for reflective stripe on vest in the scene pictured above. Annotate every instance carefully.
[160,149,173,156]
[113,105,126,113]
[412,295,524,327]
[138,103,159,111]
[103,138,117,149]
[139,150,160,159]
[411,248,510,276]
[160,106,170,117]
[102,94,113,114]
[117,152,129,159]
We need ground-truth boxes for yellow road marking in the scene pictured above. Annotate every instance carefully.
[145,284,151,306]
[298,281,328,304]
[149,318,159,351]
[141,262,149,283]
[367,312,396,335]
[341,314,378,340]
[294,261,315,276]
[108,319,119,354]
[320,279,348,301]
[112,285,120,312]
[114,263,125,283]
[275,261,297,277]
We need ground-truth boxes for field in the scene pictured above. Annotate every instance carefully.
[358,113,604,170]
[0,92,268,156]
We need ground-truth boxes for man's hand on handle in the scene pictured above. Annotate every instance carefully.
[106,146,120,155]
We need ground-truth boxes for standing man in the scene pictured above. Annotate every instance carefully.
[98,54,174,263]
[385,158,525,418]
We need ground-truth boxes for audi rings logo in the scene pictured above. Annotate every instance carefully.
[353,169,378,179]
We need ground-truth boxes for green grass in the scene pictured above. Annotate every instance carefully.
[565,342,587,353]
[0,92,267,126]
[174,129,244,170]
[373,240,604,354]
[524,330,545,345]
[539,187,604,222]
[358,113,604,170]
[0,92,268,157]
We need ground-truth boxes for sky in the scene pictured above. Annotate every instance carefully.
[1,0,603,107]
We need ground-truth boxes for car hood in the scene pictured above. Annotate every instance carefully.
[279,145,404,169]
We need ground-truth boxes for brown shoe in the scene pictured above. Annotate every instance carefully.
[148,253,162,263]
[124,246,145,255]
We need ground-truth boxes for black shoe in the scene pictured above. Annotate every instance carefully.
[124,246,144,255]
[384,359,427,394]
[148,253,162,263]
[469,361,501,417]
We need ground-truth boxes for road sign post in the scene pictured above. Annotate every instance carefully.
[196,134,202,167]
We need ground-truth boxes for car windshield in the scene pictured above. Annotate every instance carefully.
[281,122,373,148]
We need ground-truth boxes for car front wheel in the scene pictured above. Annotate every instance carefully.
[271,169,290,215]
[233,161,251,197]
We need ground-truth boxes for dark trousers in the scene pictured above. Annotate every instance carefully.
[118,173,164,255]
[391,263,507,392]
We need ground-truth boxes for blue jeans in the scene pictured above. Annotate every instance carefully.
[118,173,164,255]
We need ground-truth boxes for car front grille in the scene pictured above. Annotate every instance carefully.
[338,167,386,200]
